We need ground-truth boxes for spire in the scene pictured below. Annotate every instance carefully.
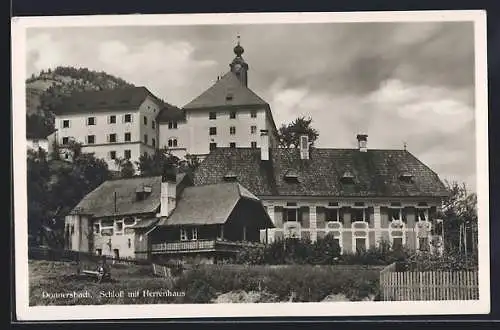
[230,35,249,87]
[234,35,244,57]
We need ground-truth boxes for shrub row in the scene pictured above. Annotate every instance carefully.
[171,264,381,303]
[234,236,411,266]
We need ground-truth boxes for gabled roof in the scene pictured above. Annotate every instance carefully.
[193,148,449,198]
[183,72,268,110]
[52,86,174,115]
[70,174,187,218]
[156,182,263,226]
[157,103,186,123]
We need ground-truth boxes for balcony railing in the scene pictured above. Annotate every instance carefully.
[151,239,262,254]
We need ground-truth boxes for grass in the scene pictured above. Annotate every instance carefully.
[29,260,383,306]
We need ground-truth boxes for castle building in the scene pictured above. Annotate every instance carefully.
[52,87,179,171]
[193,133,449,254]
[158,38,279,160]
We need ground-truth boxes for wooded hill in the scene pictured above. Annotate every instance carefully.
[26,66,135,138]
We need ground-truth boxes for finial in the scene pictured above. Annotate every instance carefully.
[403,142,407,151]
[233,35,244,56]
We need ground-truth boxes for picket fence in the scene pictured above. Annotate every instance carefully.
[379,262,479,301]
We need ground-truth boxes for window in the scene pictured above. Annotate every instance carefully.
[93,223,100,234]
[109,151,116,160]
[419,237,430,251]
[62,120,70,128]
[152,138,156,148]
[230,111,236,119]
[180,228,188,241]
[113,249,120,259]
[389,208,401,222]
[191,228,198,241]
[109,115,116,124]
[285,208,298,222]
[128,238,132,248]
[144,134,148,144]
[209,143,217,151]
[124,150,131,159]
[168,138,178,148]
[209,112,216,120]
[87,117,96,125]
[326,209,339,222]
[392,237,403,250]
[101,228,113,236]
[124,114,132,123]
[124,132,131,142]
[355,238,367,253]
[250,110,257,118]
[64,153,70,160]
[62,137,69,145]
[152,121,156,129]
[109,133,117,143]
[250,125,257,134]
[229,142,236,148]
[70,224,75,235]
[209,127,217,135]
[418,209,428,222]
[251,141,257,148]
[115,221,123,234]
[143,116,148,125]
[229,126,236,135]
[87,135,95,144]
[168,121,178,129]
[95,249,102,256]
[123,217,135,226]
[101,219,114,227]
[352,208,368,222]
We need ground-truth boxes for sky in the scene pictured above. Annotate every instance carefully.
[26,21,477,192]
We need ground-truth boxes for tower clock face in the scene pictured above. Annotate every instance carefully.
[234,64,242,71]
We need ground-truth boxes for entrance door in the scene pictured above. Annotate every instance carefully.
[113,249,120,259]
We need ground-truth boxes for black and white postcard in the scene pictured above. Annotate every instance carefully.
[11,10,489,320]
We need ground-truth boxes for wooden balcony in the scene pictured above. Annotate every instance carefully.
[151,239,262,254]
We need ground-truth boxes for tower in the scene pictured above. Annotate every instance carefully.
[229,35,249,87]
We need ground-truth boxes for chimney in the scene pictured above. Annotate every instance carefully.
[260,129,269,161]
[160,166,177,217]
[299,135,309,160]
[356,134,368,152]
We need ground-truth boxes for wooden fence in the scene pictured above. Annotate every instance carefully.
[379,262,479,301]
[29,246,151,265]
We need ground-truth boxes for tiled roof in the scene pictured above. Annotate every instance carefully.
[193,148,449,198]
[183,72,268,109]
[157,104,186,123]
[71,174,187,218]
[52,86,176,115]
[157,182,266,226]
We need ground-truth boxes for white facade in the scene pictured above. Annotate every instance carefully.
[159,107,278,157]
[54,96,161,171]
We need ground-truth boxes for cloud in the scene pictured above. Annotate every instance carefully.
[24,22,477,191]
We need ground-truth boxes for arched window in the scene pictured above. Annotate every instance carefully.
[168,138,178,148]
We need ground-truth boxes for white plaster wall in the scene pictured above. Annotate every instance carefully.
[159,107,273,156]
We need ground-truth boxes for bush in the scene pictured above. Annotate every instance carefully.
[398,250,478,272]
[339,240,412,266]
[235,236,342,265]
[171,264,380,302]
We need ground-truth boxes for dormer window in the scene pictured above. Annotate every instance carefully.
[399,172,414,183]
[223,171,238,182]
[226,94,234,101]
[284,170,299,182]
[341,171,355,184]
[135,185,152,201]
